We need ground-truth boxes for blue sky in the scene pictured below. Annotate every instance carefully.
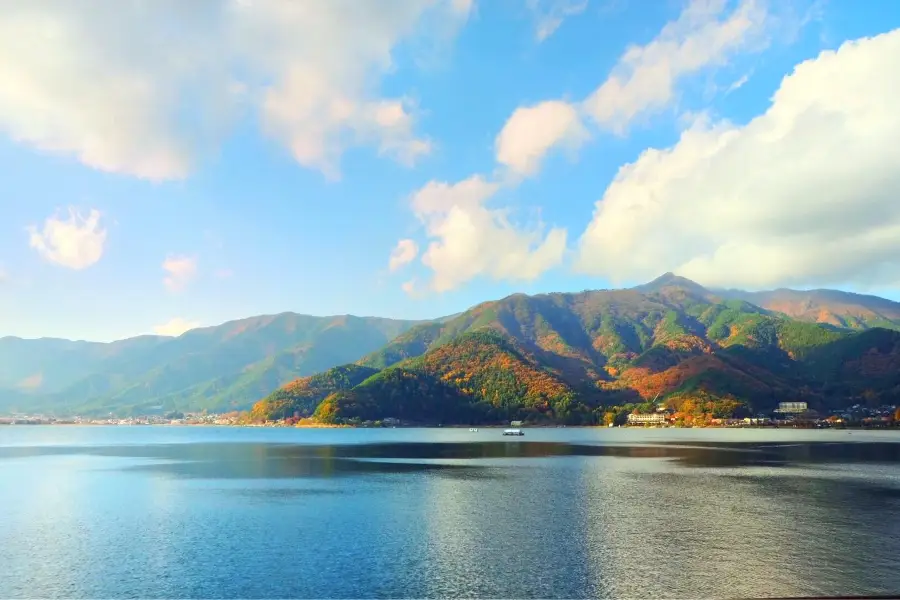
[2,0,900,341]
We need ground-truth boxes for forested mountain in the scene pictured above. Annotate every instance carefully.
[638,273,900,330]
[254,275,900,425]
[6,274,900,420]
[716,287,900,330]
[0,335,169,394]
[0,313,421,415]
[249,364,380,421]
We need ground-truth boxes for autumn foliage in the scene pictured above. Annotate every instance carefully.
[248,364,378,422]
[315,330,590,425]
[264,278,900,425]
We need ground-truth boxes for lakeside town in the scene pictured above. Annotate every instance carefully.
[621,401,900,428]
[2,401,899,429]
[0,412,240,427]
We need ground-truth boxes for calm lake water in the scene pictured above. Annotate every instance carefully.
[1,426,899,599]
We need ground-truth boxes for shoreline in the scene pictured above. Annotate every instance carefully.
[1,422,238,427]
[2,421,897,431]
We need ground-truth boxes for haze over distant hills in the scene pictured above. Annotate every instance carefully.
[0,313,421,415]
[3,274,900,418]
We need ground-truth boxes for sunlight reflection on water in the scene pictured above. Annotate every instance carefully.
[1,426,898,599]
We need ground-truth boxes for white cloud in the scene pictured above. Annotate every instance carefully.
[27,207,106,269]
[0,1,228,181]
[410,175,567,292]
[575,29,900,290]
[583,0,767,133]
[162,255,198,292]
[495,100,588,177]
[725,72,751,93]
[256,0,475,177]
[0,0,471,180]
[495,0,768,179]
[389,239,420,272]
[401,279,418,296]
[527,0,588,42]
[154,317,201,337]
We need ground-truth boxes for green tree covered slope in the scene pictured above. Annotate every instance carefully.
[256,276,900,425]
[0,313,421,415]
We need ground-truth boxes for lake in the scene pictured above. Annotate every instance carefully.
[1,426,899,599]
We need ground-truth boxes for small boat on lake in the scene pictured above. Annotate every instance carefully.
[502,428,524,436]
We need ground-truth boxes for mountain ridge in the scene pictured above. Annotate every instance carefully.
[5,274,900,417]
[253,276,900,425]
[0,312,424,415]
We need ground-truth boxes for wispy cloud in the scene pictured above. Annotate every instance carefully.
[162,255,198,292]
[582,0,768,133]
[388,239,419,272]
[495,0,771,181]
[725,71,751,93]
[527,0,589,42]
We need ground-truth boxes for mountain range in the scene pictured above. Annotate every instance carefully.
[0,314,420,415]
[253,274,900,425]
[3,274,900,419]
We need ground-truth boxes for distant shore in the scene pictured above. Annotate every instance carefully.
[0,421,349,428]
[4,421,898,431]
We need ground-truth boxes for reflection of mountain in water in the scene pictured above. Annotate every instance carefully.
[3,434,900,599]
[3,440,900,476]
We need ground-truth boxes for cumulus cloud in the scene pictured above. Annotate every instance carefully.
[162,255,198,292]
[527,0,588,42]
[389,239,419,272]
[575,29,900,290]
[495,100,588,177]
[154,317,201,337]
[27,207,106,269]
[0,1,229,180]
[248,1,463,178]
[0,0,471,180]
[410,175,567,292]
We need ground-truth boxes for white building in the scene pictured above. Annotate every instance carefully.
[774,401,808,414]
[627,413,668,425]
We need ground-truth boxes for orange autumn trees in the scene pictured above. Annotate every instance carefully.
[249,364,379,422]
[268,275,900,426]
[316,330,588,425]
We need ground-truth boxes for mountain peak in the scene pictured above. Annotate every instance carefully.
[633,272,710,295]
